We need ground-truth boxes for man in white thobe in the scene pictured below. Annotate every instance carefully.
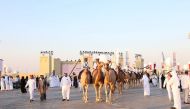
[163,72,173,101]
[4,75,9,91]
[9,76,13,90]
[141,72,150,96]
[159,73,162,89]
[1,76,5,91]
[180,71,190,104]
[93,58,99,70]
[60,73,71,101]
[168,70,181,109]
[151,74,158,87]
[25,75,36,102]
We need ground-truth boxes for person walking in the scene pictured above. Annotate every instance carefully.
[168,70,181,109]
[60,73,71,101]
[163,72,173,102]
[20,76,27,93]
[1,76,5,91]
[181,71,190,104]
[25,75,36,102]
[9,76,13,90]
[141,72,150,96]
[38,75,48,101]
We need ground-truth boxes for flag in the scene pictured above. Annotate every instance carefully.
[154,63,156,69]
[173,52,176,67]
[162,52,165,63]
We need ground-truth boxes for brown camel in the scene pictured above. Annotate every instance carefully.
[92,63,104,102]
[124,71,131,88]
[130,71,137,87]
[104,64,117,104]
[116,66,125,95]
[80,68,92,103]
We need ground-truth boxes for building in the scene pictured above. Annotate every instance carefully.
[118,52,124,67]
[62,60,82,75]
[52,58,62,76]
[0,59,3,76]
[39,50,126,76]
[80,51,116,69]
[135,54,144,69]
[39,51,53,76]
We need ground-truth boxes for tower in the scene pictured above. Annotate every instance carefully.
[135,54,144,69]
[39,51,53,76]
[0,59,3,76]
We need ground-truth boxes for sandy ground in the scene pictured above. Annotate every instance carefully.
[0,85,190,109]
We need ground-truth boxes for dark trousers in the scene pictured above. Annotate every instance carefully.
[40,93,46,101]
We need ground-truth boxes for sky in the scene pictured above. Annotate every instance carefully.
[0,0,190,72]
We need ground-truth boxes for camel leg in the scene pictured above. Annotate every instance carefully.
[105,85,109,103]
[85,85,88,103]
[94,85,99,102]
[131,80,133,87]
[118,83,120,95]
[120,82,123,94]
[99,84,103,102]
[82,86,85,101]
[109,85,114,104]
[118,83,121,95]
[134,80,136,87]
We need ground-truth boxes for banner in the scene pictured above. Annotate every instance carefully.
[0,59,3,72]
[173,52,176,67]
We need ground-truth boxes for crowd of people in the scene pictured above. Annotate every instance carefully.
[0,59,190,109]
[0,75,15,91]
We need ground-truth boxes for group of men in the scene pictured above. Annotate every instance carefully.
[1,58,190,109]
[0,75,14,91]
[25,73,72,103]
[25,75,48,102]
[163,70,190,109]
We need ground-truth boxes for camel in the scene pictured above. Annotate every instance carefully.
[124,71,131,88]
[104,64,117,104]
[92,63,104,102]
[79,69,92,103]
[130,71,137,87]
[136,72,143,86]
[116,66,125,95]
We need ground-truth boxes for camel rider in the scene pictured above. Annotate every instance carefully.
[78,58,90,81]
[83,58,89,70]
[107,59,112,69]
[93,58,105,81]
[93,58,100,70]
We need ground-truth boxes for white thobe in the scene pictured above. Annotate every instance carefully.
[0,78,5,91]
[141,75,150,96]
[180,75,190,103]
[4,76,9,90]
[168,71,181,109]
[93,63,97,69]
[163,78,173,101]
[151,75,158,86]
[25,79,36,100]
[159,74,162,89]
[49,76,54,87]
[50,76,60,87]
[56,76,60,87]
[9,78,13,90]
[60,76,71,100]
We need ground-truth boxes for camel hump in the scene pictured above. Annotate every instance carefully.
[108,69,117,82]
